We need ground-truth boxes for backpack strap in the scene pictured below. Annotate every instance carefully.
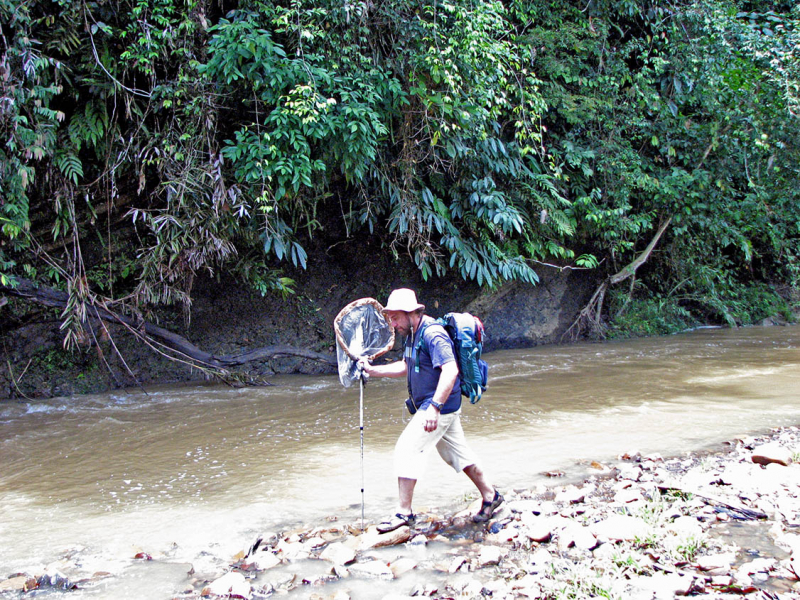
[412,321,433,373]
[406,320,435,400]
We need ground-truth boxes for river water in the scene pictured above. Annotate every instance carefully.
[1,325,799,597]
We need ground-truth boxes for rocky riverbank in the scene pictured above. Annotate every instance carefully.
[5,426,800,599]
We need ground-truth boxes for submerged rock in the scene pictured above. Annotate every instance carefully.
[348,560,394,579]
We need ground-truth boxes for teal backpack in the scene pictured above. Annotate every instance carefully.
[413,312,488,404]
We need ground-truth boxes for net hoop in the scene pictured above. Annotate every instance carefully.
[334,297,395,361]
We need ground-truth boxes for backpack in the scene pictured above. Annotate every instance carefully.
[413,312,488,404]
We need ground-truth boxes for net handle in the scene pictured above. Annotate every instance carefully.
[334,297,395,362]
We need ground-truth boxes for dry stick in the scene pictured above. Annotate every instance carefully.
[94,310,147,394]
[5,357,34,400]
[657,484,768,520]
[85,316,128,391]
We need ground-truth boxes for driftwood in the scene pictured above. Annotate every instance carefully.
[1,277,336,370]
[657,483,768,521]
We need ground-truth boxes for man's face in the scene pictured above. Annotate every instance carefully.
[384,310,413,336]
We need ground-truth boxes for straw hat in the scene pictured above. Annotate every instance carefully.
[383,288,425,313]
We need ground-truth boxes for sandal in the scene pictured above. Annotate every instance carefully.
[473,490,504,523]
[376,512,416,533]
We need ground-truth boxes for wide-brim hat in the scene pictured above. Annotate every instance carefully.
[383,288,425,314]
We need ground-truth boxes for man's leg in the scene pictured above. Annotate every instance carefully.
[463,463,495,502]
[398,477,416,514]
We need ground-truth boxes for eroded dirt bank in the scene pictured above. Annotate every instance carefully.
[0,250,597,399]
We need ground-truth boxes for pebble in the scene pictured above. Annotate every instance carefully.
[478,545,504,567]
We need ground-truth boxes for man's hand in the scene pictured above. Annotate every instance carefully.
[358,358,374,376]
[423,405,440,432]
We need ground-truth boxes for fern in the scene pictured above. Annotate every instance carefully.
[55,151,84,185]
[68,103,108,151]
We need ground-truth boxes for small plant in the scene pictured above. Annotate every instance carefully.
[611,551,651,576]
[676,534,706,562]
[635,489,667,526]
[546,560,624,600]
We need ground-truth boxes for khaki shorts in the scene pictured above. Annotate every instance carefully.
[394,409,479,480]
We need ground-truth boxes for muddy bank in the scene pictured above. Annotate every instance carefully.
[6,426,800,599]
[0,252,597,399]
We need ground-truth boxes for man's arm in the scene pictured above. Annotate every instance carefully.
[422,360,458,432]
[430,360,458,406]
[360,358,408,378]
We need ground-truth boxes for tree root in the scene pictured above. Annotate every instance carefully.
[1,277,337,387]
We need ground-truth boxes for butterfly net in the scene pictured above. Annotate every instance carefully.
[334,298,395,387]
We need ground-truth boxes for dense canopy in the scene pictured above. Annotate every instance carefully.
[1,0,798,346]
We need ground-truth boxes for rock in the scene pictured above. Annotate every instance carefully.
[478,545,504,567]
[523,516,553,543]
[614,488,644,504]
[459,578,484,598]
[355,525,411,550]
[511,574,542,597]
[303,536,326,550]
[508,499,542,514]
[407,534,427,545]
[448,556,467,573]
[710,575,733,586]
[276,540,308,560]
[0,577,29,593]
[319,542,356,566]
[527,548,553,573]
[240,551,281,571]
[556,486,586,504]
[331,564,350,578]
[592,542,616,561]
[590,515,649,542]
[696,552,736,571]
[558,522,597,551]
[667,516,703,538]
[482,578,512,597]
[348,560,394,579]
[388,557,417,577]
[626,572,694,598]
[36,572,76,590]
[204,572,251,599]
[776,533,800,554]
[738,557,775,575]
[752,442,793,467]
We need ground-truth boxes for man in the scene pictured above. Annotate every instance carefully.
[360,288,502,533]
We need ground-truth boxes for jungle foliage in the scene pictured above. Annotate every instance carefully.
[1,0,798,346]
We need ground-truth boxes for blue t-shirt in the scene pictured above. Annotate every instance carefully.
[405,316,462,414]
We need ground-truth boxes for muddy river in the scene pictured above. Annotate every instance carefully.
[1,325,798,597]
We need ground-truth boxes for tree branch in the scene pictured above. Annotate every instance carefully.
[1,277,337,371]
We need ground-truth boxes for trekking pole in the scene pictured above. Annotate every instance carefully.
[359,372,365,532]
